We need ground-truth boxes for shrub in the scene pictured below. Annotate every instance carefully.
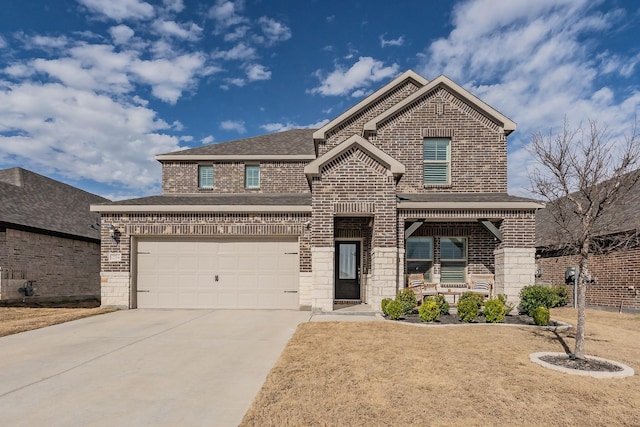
[396,288,417,315]
[518,285,567,315]
[425,294,450,315]
[418,300,440,322]
[496,294,515,315]
[457,294,482,323]
[532,306,550,326]
[381,298,393,316]
[385,300,404,320]
[483,298,506,323]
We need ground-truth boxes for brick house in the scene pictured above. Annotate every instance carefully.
[91,70,542,311]
[535,172,640,312]
[0,167,108,302]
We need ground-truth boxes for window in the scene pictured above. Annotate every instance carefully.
[440,237,467,283]
[198,165,213,189]
[406,237,433,281]
[245,165,260,189]
[423,138,450,185]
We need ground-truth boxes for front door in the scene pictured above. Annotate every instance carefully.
[334,241,361,299]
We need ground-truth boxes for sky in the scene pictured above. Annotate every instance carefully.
[1,0,639,200]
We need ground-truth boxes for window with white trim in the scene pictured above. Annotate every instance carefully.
[440,237,467,283]
[423,138,450,185]
[198,165,213,189]
[406,237,433,281]
[245,164,260,189]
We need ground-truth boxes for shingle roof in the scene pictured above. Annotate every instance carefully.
[159,128,317,157]
[92,193,311,206]
[0,168,109,240]
[536,171,640,248]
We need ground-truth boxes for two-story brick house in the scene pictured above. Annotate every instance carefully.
[91,70,542,311]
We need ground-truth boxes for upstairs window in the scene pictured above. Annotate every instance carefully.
[198,165,213,189]
[245,164,260,189]
[406,237,433,282]
[440,237,467,283]
[423,138,450,185]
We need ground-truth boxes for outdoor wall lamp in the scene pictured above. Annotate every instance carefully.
[108,224,117,241]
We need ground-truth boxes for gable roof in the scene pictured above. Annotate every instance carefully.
[312,70,429,140]
[0,167,109,241]
[156,128,316,161]
[363,74,517,135]
[304,134,405,183]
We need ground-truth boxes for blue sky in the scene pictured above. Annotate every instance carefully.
[1,0,639,200]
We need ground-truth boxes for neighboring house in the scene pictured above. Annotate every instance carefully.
[91,70,542,311]
[0,167,108,301]
[535,172,640,312]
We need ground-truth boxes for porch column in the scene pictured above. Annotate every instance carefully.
[311,247,334,313]
[370,247,399,311]
[494,247,536,309]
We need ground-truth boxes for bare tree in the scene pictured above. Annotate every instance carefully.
[529,117,640,359]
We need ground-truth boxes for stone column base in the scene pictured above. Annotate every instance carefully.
[494,247,536,310]
[100,271,131,308]
[311,247,334,313]
[369,247,399,311]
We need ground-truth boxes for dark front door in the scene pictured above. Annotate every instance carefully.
[335,241,361,300]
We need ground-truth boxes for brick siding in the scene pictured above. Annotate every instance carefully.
[537,248,640,311]
[162,161,310,194]
[0,228,100,299]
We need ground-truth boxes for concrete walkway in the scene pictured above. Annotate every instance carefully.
[0,309,310,427]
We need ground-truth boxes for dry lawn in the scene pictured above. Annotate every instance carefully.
[242,308,640,426]
[0,306,117,337]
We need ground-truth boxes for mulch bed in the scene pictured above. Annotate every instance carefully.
[391,312,561,326]
[539,355,624,372]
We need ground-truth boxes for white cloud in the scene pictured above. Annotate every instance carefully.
[152,20,202,41]
[0,81,178,193]
[78,0,155,22]
[220,120,246,133]
[22,35,69,50]
[257,17,291,46]
[201,135,215,144]
[260,119,329,133]
[208,0,247,31]
[380,35,404,48]
[109,25,135,45]
[224,25,250,42]
[0,36,6,49]
[162,0,184,13]
[310,57,399,96]
[416,0,640,194]
[211,42,256,61]
[246,64,271,81]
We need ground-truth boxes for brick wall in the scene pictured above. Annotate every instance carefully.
[371,87,507,193]
[537,247,640,311]
[100,212,311,273]
[161,161,310,194]
[0,228,100,299]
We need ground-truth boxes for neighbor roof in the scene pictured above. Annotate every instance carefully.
[0,167,109,240]
[156,128,317,161]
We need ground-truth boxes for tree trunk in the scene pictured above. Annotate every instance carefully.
[574,254,589,359]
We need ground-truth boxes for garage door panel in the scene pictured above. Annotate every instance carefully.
[136,238,299,309]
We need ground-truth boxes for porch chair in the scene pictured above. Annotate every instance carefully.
[407,273,438,303]
[468,274,494,298]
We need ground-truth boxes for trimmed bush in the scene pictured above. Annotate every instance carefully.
[425,294,450,315]
[519,285,568,315]
[483,298,506,323]
[497,294,515,315]
[385,300,404,320]
[396,288,418,315]
[457,294,481,323]
[532,306,550,326]
[381,298,393,316]
[418,300,440,322]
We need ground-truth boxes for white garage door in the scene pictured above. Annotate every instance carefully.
[135,237,300,309]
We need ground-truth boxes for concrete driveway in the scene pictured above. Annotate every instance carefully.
[0,309,310,427]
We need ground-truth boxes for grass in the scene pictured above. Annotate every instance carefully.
[0,305,117,337]
[241,307,640,426]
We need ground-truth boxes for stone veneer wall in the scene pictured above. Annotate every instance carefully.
[494,248,536,307]
[99,212,310,308]
[1,228,100,300]
[162,161,310,194]
[536,248,640,312]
